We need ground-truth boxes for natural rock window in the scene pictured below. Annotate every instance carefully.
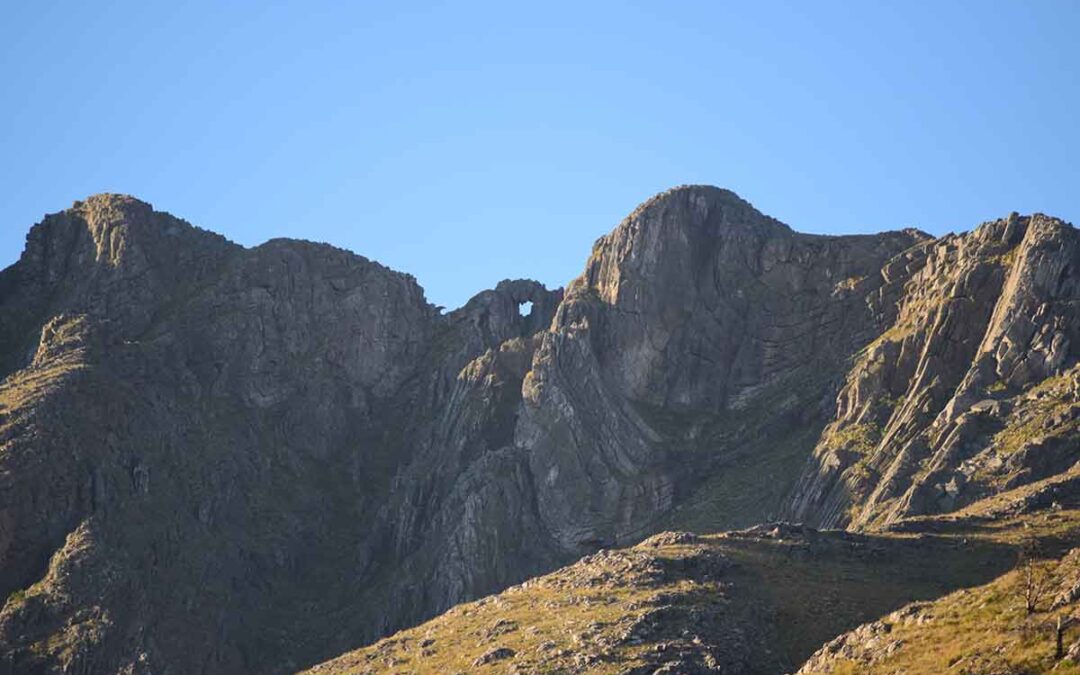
[518,300,533,317]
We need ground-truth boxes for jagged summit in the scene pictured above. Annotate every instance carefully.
[0,188,1077,674]
[784,208,1080,530]
[70,191,151,207]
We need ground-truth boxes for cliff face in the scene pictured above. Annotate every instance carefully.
[0,195,563,673]
[0,188,1075,674]
[783,213,1080,529]
[518,187,924,548]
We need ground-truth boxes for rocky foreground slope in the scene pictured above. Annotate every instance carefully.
[0,186,1077,673]
[309,507,1080,674]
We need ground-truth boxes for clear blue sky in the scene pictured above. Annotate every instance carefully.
[2,2,1077,309]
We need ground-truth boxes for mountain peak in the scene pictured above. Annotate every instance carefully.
[71,192,153,212]
[624,184,762,225]
[1,188,1078,674]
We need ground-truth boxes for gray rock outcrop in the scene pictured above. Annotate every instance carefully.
[0,187,1074,673]
[783,212,1080,528]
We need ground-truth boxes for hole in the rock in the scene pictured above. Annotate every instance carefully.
[518,300,533,317]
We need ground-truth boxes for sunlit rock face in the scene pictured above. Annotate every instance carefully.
[783,212,1080,530]
[0,187,1074,674]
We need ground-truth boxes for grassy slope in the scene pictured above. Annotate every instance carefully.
[802,537,1080,673]
[303,507,1080,674]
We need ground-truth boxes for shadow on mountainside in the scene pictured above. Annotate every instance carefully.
[307,519,1034,674]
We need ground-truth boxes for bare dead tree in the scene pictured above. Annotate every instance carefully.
[1018,533,1051,615]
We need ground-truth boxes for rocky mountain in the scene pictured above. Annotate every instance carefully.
[785,212,1080,528]
[0,186,1076,674]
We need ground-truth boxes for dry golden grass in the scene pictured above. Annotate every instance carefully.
[304,542,709,674]
[302,509,1080,674]
[806,555,1080,673]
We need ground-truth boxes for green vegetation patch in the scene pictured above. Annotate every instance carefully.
[822,422,882,456]
[992,370,1078,458]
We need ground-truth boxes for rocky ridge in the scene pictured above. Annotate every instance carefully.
[0,187,1076,673]
[784,212,1080,529]
[310,511,1068,674]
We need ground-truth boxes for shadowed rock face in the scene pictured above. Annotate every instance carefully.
[0,187,1074,674]
[304,521,1025,675]
[518,187,925,551]
[0,195,563,673]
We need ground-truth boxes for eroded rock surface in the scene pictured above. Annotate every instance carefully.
[518,187,924,551]
[0,187,1075,673]
[784,213,1080,529]
[0,195,563,673]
